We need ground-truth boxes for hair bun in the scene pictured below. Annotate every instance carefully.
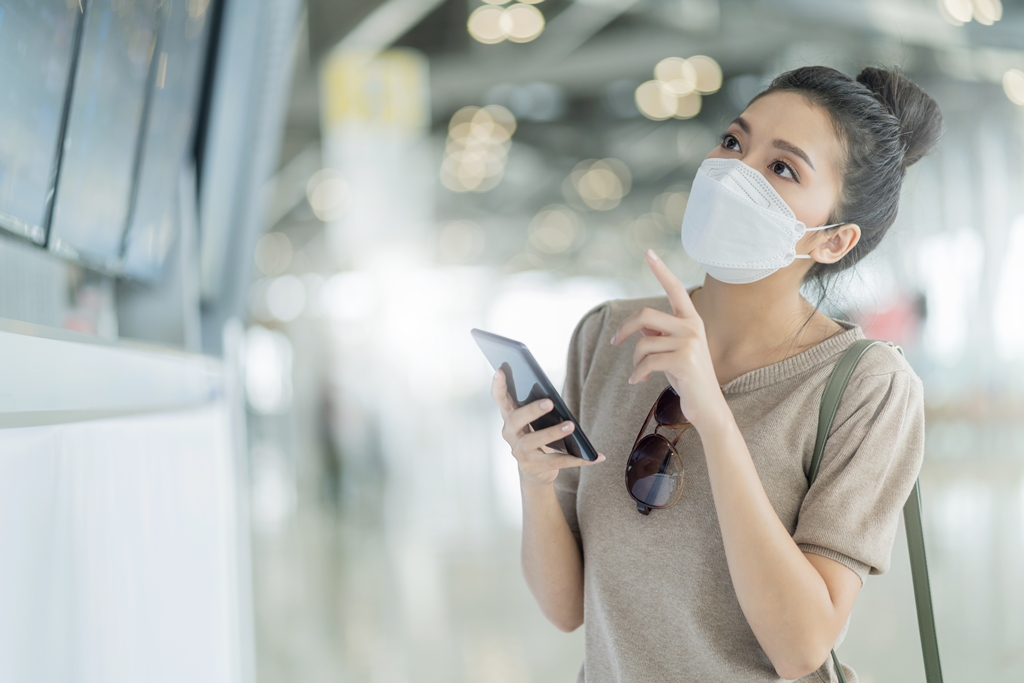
[856,67,943,167]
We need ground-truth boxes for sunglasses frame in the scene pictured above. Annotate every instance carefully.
[625,386,691,515]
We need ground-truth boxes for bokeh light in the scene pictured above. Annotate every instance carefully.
[635,80,674,120]
[673,91,702,119]
[265,275,306,322]
[636,56,716,120]
[441,105,517,193]
[503,252,546,274]
[655,57,697,95]
[254,232,293,276]
[565,159,632,211]
[627,213,673,253]
[939,0,1002,25]
[652,188,689,228]
[468,6,507,44]
[528,206,580,253]
[244,325,294,415]
[486,82,566,121]
[688,55,723,94]
[1003,69,1024,106]
[973,0,1003,24]
[468,3,545,44]
[306,168,351,221]
[504,4,545,43]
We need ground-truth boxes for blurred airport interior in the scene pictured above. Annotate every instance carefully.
[1,0,1024,681]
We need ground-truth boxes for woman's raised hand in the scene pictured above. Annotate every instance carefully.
[491,369,605,487]
[610,249,728,432]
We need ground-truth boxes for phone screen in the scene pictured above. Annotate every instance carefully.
[471,328,598,461]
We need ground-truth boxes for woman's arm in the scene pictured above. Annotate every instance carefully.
[699,411,861,679]
[520,477,587,632]
[491,369,604,632]
[612,250,861,679]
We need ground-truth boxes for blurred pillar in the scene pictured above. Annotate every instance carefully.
[317,49,434,505]
[973,116,1012,369]
[198,0,303,354]
[319,49,432,265]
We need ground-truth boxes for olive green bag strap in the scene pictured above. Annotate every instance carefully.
[810,339,944,683]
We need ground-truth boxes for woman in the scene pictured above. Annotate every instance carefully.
[490,66,942,682]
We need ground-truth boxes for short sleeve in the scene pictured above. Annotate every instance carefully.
[553,303,610,550]
[793,368,925,582]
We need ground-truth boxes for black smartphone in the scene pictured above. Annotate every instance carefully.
[471,328,599,461]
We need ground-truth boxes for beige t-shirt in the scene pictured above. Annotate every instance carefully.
[554,296,925,683]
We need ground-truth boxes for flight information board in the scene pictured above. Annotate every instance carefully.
[48,0,160,269]
[0,1,81,244]
[122,0,213,279]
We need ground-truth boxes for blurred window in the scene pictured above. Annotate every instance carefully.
[0,1,81,244]
[48,0,161,268]
[122,0,213,279]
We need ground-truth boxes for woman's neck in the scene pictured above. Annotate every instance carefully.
[690,275,840,385]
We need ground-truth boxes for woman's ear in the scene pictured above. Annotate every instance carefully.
[811,224,861,264]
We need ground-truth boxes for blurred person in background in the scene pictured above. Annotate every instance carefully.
[491,65,942,682]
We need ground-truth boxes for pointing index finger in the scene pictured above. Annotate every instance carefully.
[646,249,698,319]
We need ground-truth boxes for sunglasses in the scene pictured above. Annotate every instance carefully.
[625,386,691,515]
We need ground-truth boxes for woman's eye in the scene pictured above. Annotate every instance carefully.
[721,134,740,151]
[771,160,795,180]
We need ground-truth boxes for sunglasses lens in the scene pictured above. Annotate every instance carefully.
[654,387,686,427]
[625,435,683,508]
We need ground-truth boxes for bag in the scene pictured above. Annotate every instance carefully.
[812,339,943,683]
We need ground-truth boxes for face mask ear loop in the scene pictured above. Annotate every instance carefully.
[805,222,845,232]
[794,223,846,259]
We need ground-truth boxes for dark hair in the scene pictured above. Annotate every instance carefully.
[751,65,943,292]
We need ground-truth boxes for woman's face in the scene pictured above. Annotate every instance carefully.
[707,91,847,250]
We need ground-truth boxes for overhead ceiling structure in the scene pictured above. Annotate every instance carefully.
[305,0,390,64]
[412,0,1024,114]
[266,0,1024,284]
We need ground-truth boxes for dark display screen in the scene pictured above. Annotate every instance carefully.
[48,0,160,268]
[0,1,80,243]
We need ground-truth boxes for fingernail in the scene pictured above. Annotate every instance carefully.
[609,333,616,345]
[493,370,500,380]
[561,422,573,432]
[541,399,553,409]
[628,376,636,385]
[597,453,606,462]
[647,249,660,261]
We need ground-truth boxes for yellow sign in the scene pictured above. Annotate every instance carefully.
[320,49,430,131]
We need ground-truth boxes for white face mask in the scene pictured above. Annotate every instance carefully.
[680,158,842,284]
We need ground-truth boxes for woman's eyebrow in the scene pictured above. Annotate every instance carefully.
[730,116,816,171]
[773,139,815,171]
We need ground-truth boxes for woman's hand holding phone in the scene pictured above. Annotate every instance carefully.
[491,369,605,487]
[492,367,593,633]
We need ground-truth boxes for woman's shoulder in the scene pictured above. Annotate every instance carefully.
[844,335,920,378]
[840,335,925,406]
